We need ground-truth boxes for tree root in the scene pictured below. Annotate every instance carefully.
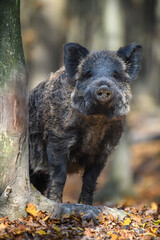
[0,182,126,223]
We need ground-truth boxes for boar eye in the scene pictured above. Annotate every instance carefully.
[83,70,92,79]
[112,71,119,79]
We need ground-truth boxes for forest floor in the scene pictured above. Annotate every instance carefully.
[0,108,160,239]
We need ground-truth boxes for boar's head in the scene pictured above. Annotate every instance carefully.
[64,42,142,119]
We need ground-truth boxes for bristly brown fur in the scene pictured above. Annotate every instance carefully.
[29,42,142,205]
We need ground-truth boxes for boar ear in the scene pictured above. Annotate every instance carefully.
[64,43,89,78]
[117,43,143,80]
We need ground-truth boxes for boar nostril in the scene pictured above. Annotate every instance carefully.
[95,87,113,103]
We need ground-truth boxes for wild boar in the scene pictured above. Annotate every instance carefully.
[29,42,142,205]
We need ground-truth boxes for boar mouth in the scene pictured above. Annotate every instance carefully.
[72,98,116,119]
[71,90,130,119]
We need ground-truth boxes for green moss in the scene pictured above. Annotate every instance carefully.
[0,132,15,186]
[0,0,25,88]
[0,132,14,158]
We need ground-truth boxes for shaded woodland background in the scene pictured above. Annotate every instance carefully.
[20,0,160,206]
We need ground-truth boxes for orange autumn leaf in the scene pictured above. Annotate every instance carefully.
[42,213,51,222]
[26,203,40,217]
[99,212,107,223]
[150,202,158,212]
[131,214,142,224]
[111,233,119,240]
[108,214,114,222]
[149,227,158,234]
[84,228,92,238]
[0,223,6,230]
[122,217,131,226]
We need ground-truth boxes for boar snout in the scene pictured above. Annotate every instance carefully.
[95,86,113,103]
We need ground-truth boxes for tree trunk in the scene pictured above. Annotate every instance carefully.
[0,0,29,217]
[0,0,57,219]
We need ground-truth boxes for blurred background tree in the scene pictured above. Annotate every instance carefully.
[21,0,160,205]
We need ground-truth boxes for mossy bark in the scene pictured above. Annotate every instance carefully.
[0,0,58,220]
[0,0,25,87]
[0,0,30,218]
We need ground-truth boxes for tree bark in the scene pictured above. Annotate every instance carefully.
[0,0,31,218]
[0,0,57,219]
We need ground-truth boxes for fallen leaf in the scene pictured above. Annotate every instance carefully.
[148,232,157,237]
[0,223,6,229]
[150,202,158,212]
[42,213,51,222]
[53,224,61,233]
[111,233,119,240]
[142,223,147,228]
[35,229,47,235]
[122,217,131,226]
[26,203,40,217]
[153,220,160,225]
[84,228,92,238]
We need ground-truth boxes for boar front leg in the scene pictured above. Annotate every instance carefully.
[46,141,67,202]
[79,163,105,205]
